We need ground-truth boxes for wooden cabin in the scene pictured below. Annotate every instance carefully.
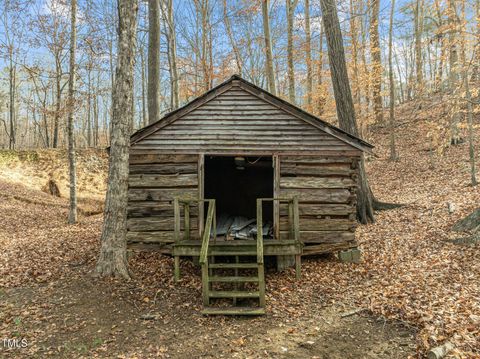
[126,75,372,314]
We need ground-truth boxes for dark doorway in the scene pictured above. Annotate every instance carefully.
[204,156,274,232]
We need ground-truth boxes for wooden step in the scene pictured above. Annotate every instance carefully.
[209,276,259,283]
[209,263,258,269]
[209,251,257,256]
[202,307,265,316]
[209,290,260,298]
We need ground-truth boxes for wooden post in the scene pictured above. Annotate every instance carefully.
[201,263,209,306]
[293,196,300,241]
[198,154,205,238]
[258,263,266,308]
[174,255,180,282]
[174,197,180,243]
[273,155,280,239]
[184,202,190,240]
[173,197,181,282]
[295,254,301,280]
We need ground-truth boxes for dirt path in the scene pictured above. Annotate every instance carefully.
[1,273,415,358]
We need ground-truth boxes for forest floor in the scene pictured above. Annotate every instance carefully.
[1,97,479,358]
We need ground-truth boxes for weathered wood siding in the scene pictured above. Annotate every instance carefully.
[131,86,362,156]
[127,154,199,251]
[278,156,359,254]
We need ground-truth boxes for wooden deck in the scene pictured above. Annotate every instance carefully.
[171,239,303,257]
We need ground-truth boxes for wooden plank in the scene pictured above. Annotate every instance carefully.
[279,188,353,203]
[279,203,354,216]
[302,242,356,255]
[129,174,198,188]
[127,216,198,231]
[280,230,355,243]
[136,139,347,147]
[127,231,175,243]
[146,134,334,141]
[130,149,362,157]
[130,81,236,145]
[128,188,197,201]
[280,176,356,189]
[129,154,197,164]
[279,217,356,231]
[127,201,199,217]
[281,156,354,164]
[150,129,333,136]
[129,163,197,175]
[280,164,355,177]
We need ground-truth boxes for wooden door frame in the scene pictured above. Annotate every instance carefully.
[198,153,277,238]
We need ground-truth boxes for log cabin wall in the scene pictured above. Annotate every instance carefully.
[127,153,199,252]
[126,76,371,254]
[278,156,359,254]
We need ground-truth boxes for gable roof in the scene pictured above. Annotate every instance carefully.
[130,75,373,153]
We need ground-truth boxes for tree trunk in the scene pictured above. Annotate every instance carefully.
[8,58,15,150]
[166,0,179,109]
[96,0,138,279]
[147,0,160,124]
[317,26,325,115]
[369,0,383,123]
[53,57,62,148]
[464,73,477,186]
[223,0,242,76]
[286,0,298,103]
[448,0,461,144]
[67,0,78,224]
[304,0,312,111]
[414,0,423,95]
[388,0,398,161]
[262,0,276,95]
[319,0,375,224]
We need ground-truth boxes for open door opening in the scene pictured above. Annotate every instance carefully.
[204,155,274,239]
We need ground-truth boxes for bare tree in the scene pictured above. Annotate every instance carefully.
[147,0,160,123]
[96,0,138,279]
[286,0,299,103]
[388,0,398,161]
[319,0,375,223]
[67,0,78,224]
[304,0,313,111]
[369,0,383,123]
[262,0,276,95]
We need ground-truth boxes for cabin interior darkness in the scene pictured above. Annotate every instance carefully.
[204,156,273,222]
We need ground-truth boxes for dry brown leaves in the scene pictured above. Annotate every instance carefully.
[0,104,479,357]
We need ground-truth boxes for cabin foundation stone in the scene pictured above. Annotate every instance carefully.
[338,248,361,263]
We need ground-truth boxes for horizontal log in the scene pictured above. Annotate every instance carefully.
[279,203,354,216]
[129,174,198,188]
[280,164,355,177]
[147,134,333,141]
[127,242,172,253]
[302,242,356,255]
[280,230,355,243]
[129,163,197,175]
[127,201,200,217]
[187,110,288,116]
[129,154,197,164]
[279,217,356,231]
[279,188,353,203]
[280,176,356,189]
[127,231,175,243]
[128,188,198,201]
[127,217,198,231]
[280,156,355,164]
